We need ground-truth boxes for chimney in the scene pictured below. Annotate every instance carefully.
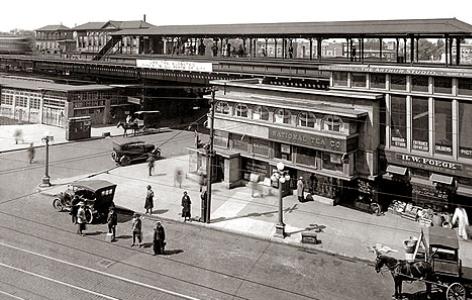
[143,14,147,22]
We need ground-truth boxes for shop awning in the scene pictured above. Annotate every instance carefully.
[429,173,454,185]
[386,165,408,176]
[457,184,472,197]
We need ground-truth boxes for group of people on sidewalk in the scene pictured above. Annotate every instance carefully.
[130,213,166,255]
[143,185,193,222]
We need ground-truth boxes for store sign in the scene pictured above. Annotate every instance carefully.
[320,64,472,78]
[268,128,356,152]
[383,151,472,177]
[136,59,213,73]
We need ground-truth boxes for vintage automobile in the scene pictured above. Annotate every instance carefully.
[111,141,161,166]
[52,180,117,223]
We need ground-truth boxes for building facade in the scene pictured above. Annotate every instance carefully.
[319,64,472,211]
[35,24,73,55]
[192,79,382,204]
[0,77,128,127]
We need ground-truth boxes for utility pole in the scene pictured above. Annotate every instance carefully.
[205,88,216,223]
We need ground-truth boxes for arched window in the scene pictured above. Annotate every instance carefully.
[252,106,269,121]
[216,101,230,114]
[298,112,316,128]
[235,104,248,117]
[274,108,291,124]
[323,115,343,132]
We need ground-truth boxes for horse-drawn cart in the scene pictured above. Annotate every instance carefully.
[375,227,471,300]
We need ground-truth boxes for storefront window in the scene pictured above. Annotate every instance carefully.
[274,108,291,124]
[412,97,429,152]
[370,73,386,89]
[295,147,317,167]
[379,98,386,145]
[216,101,230,114]
[433,77,452,94]
[275,143,292,161]
[252,137,270,157]
[434,100,452,155]
[298,112,316,128]
[390,75,406,91]
[458,78,472,96]
[351,73,367,88]
[333,72,348,87]
[459,102,472,159]
[323,115,342,132]
[322,153,343,172]
[411,76,429,93]
[231,134,249,152]
[235,104,248,117]
[252,106,269,121]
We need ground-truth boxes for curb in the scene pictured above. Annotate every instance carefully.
[140,212,375,265]
[0,135,108,154]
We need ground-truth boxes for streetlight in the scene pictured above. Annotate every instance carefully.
[39,132,54,187]
[271,162,290,238]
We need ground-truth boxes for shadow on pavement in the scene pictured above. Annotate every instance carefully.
[151,209,169,215]
[116,235,132,240]
[115,206,135,223]
[164,249,183,255]
[400,289,444,300]
[85,231,104,236]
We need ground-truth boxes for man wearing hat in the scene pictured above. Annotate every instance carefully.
[131,213,142,247]
[107,206,118,242]
[297,176,305,202]
[76,202,87,236]
[144,185,154,215]
[153,221,166,255]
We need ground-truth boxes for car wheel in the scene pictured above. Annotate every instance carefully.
[84,208,94,224]
[111,151,118,162]
[52,198,64,212]
[119,155,131,166]
[371,203,381,216]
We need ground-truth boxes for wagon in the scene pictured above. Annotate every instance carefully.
[52,180,117,224]
[415,227,471,300]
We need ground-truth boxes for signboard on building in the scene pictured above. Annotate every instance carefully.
[268,128,357,152]
[383,150,472,177]
[136,59,213,73]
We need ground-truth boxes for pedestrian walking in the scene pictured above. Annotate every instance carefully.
[181,191,192,222]
[297,176,305,202]
[70,195,80,224]
[147,155,155,176]
[153,221,166,255]
[77,203,87,236]
[131,213,142,247]
[174,168,183,188]
[144,185,154,214]
[27,143,35,164]
[452,205,470,240]
[13,129,23,145]
[107,206,118,242]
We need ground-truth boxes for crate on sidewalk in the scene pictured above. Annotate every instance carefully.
[301,231,319,244]
[105,233,114,242]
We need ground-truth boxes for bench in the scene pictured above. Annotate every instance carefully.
[301,231,318,244]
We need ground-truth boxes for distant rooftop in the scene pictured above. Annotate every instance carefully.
[73,20,154,31]
[0,77,113,92]
[36,24,70,31]
[111,18,472,37]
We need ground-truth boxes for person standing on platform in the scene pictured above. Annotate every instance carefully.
[144,185,154,215]
[297,177,305,202]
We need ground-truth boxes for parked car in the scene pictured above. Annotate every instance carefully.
[111,141,161,166]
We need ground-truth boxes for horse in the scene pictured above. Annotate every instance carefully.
[374,253,434,299]
[117,121,139,137]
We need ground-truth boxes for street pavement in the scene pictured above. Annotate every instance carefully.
[40,152,472,267]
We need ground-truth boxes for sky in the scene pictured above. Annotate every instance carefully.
[3,0,472,32]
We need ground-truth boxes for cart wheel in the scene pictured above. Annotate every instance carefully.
[370,203,381,216]
[446,282,466,300]
[84,208,94,224]
[119,155,130,166]
[52,199,64,212]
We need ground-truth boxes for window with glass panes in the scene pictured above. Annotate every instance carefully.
[274,108,291,124]
[216,101,230,114]
[458,78,472,96]
[412,97,429,152]
[433,77,452,94]
[370,73,386,89]
[322,153,343,172]
[459,102,472,159]
[434,100,452,155]
[323,115,342,132]
[411,76,429,93]
[390,96,407,148]
[295,147,317,167]
[298,112,316,128]
[252,106,269,121]
[235,104,248,117]
[351,72,367,88]
[333,72,348,87]
[390,75,406,91]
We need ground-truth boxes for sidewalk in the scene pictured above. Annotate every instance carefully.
[40,154,472,264]
[0,124,123,152]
